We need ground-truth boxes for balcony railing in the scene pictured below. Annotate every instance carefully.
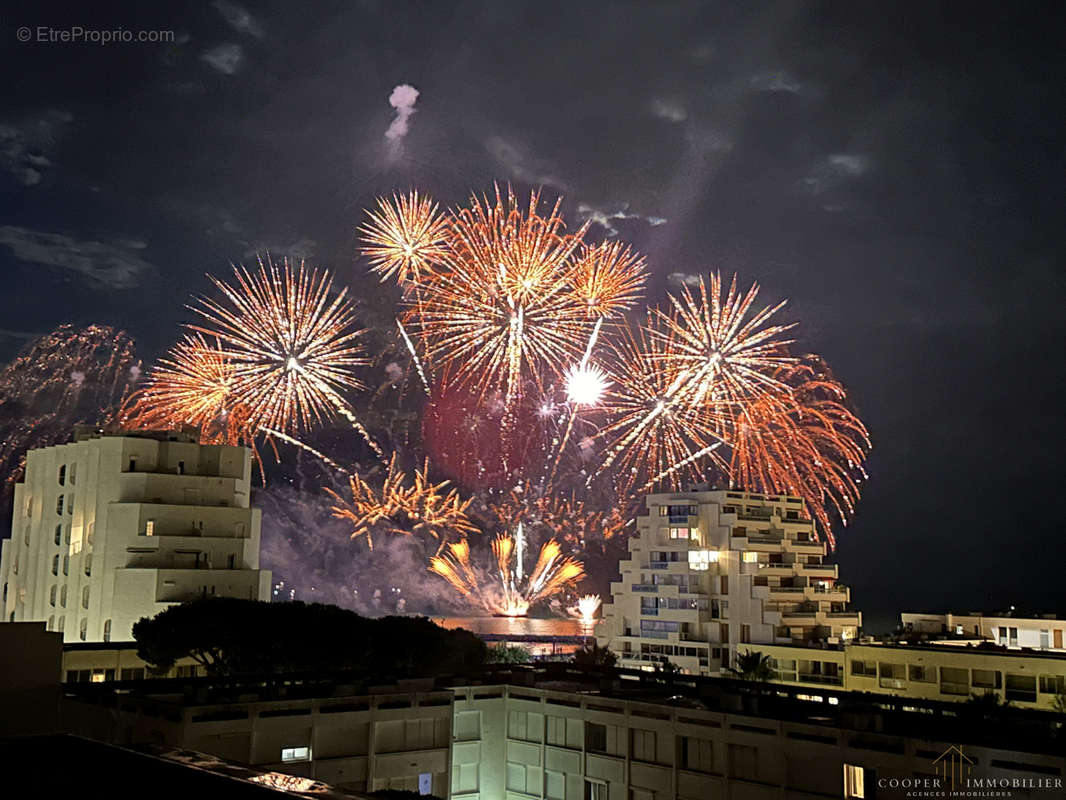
[631,584,659,593]
[648,561,670,570]
[640,607,659,616]
[799,673,844,686]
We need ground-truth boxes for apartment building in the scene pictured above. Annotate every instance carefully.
[0,428,271,642]
[598,489,860,676]
[58,665,1065,800]
[901,611,1066,651]
[751,639,1066,711]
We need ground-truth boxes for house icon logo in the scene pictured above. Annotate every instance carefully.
[932,745,975,792]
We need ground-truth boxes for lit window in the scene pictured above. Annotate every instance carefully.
[742,551,759,563]
[281,746,311,763]
[688,550,718,571]
[146,520,155,536]
[843,764,864,798]
[670,527,690,539]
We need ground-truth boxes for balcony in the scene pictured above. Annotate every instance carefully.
[640,607,659,616]
[631,584,659,593]
[799,562,837,575]
[799,673,843,687]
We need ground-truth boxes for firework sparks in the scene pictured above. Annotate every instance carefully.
[326,453,476,551]
[189,255,371,437]
[358,191,449,288]
[121,333,252,445]
[575,594,602,624]
[726,357,870,547]
[430,533,585,616]
[570,240,647,319]
[402,186,593,406]
[564,362,611,407]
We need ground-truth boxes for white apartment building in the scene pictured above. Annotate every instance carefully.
[598,488,860,676]
[0,427,271,643]
[901,611,1066,651]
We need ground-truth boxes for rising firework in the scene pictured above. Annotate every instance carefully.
[428,534,585,616]
[726,356,870,548]
[326,453,476,552]
[575,594,602,624]
[189,255,376,446]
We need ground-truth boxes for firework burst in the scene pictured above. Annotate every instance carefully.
[726,357,870,547]
[326,453,476,552]
[121,333,250,444]
[570,241,647,319]
[358,191,449,288]
[189,255,371,438]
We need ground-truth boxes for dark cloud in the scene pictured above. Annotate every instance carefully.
[0,226,156,289]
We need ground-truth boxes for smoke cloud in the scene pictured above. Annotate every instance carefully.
[385,84,419,159]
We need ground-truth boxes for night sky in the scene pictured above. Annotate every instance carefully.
[2,2,1064,630]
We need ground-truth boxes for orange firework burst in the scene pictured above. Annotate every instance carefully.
[429,534,585,616]
[120,333,254,445]
[593,317,727,492]
[189,255,370,435]
[726,356,870,548]
[358,191,449,288]
[489,485,623,548]
[409,186,592,404]
[570,240,647,319]
[326,453,476,551]
[650,272,796,410]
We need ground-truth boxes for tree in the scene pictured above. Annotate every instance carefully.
[732,650,775,682]
[572,642,617,668]
[487,644,531,664]
[133,598,486,678]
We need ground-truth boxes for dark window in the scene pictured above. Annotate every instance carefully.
[585,722,607,754]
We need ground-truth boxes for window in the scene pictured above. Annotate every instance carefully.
[585,722,607,754]
[679,736,713,772]
[454,710,480,741]
[60,585,67,607]
[843,764,865,798]
[58,465,66,485]
[120,667,145,681]
[688,549,717,570]
[49,585,57,606]
[56,616,64,632]
[23,525,30,546]
[146,520,155,536]
[55,524,62,545]
[940,667,969,695]
[508,710,543,742]
[972,669,1000,690]
[52,554,59,576]
[56,495,64,515]
[909,664,934,682]
[584,780,608,800]
[546,770,565,800]
[1009,627,1018,646]
[669,527,690,539]
[84,554,92,576]
[86,522,94,546]
[280,746,311,763]
[128,458,137,472]
[878,662,905,688]
[103,619,111,642]
[630,728,656,762]
[67,493,74,514]
[68,463,75,485]
[720,575,729,595]
[62,555,69,575]
[81,586,90,609]
[1039,675,1065,694]
[741,624,751,644]
[742,551,759,563]
[79,618,87,641]
[506,762,540,794]
[48,615,55,630]
[1005,674,1036,703]
[1040,629,1050,649]
[850,660,877,677]
[177,460,185,475]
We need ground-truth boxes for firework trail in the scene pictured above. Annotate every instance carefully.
[725,357,870,547]
[327,453,476,552]
[396,318,430,395]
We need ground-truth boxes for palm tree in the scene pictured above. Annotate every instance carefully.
[732,650,775,682]
[573,642,618,668]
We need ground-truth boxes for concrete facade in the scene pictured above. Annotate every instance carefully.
[0,428,271,642]
[598,489,860,676]
[901,611,1066,651]
[752,640,1066,710]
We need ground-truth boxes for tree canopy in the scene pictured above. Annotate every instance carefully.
[133,598,486,678]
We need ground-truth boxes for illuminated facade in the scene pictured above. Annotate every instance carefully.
[901,611,1066,652]
[597,488,861,675]
[0,428,271,642]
